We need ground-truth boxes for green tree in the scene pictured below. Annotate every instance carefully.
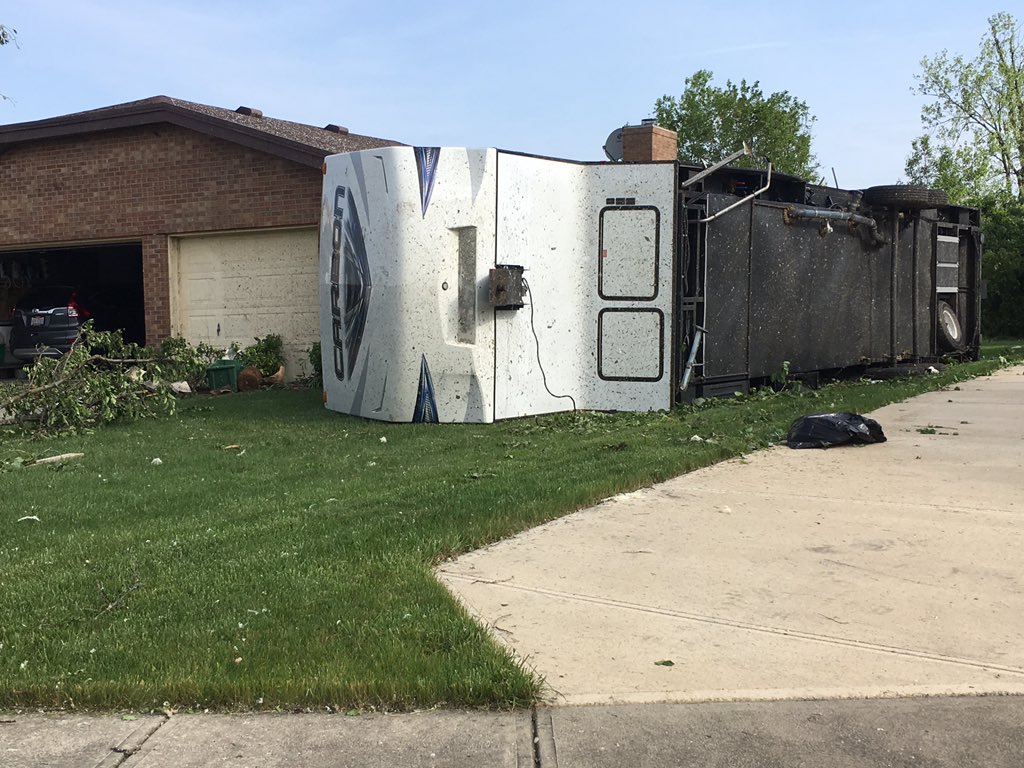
[653,69,817,179]
[904,135,1000,206]
[907,13,1024,338]
[908,12,1024,203]
[981,201,1024,338]
[0,24,15,101]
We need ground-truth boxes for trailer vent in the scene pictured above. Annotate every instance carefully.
[323,124,350,134]
[235,106,263,118]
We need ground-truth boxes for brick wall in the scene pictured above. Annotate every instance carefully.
[0,125,322,344]
[622,124,679,163]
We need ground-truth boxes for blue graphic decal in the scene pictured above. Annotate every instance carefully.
[342,191,371,378]
[412,354,439,423]
[414,147,441,217]
[329,185,372,381]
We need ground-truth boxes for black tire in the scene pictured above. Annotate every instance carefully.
[936,300,965,352]
[863,185,949,209]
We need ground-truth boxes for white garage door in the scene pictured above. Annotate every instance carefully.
[170,227,319,379]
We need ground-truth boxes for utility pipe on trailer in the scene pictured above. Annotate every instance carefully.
[680,325,707,392]
[680,143,752,190]
[698,164,773,224]
[782,206,886,245]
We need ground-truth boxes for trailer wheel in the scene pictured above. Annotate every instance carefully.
[863,185,949,209]
[937,300,965,352]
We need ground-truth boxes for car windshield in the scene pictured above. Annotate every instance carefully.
[17,286,75,309]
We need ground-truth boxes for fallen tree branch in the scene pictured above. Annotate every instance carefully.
[0,327,216,435]
[0,355,163,411]
[29,453,85,466]
[95,567,143,617]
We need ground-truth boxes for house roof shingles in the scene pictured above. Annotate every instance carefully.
[0,95,401,167]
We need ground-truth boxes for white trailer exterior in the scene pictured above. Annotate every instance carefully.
[319,147,677,423]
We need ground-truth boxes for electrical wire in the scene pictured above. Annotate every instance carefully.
[522,277,577,412]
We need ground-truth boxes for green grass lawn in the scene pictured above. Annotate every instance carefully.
[1,346,1022,712]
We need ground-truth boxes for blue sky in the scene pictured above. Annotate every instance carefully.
[0,1,1014,188]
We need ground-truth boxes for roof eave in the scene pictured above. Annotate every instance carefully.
[0,102,332,168]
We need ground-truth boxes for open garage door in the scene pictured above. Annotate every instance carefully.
[170,228,319,378]
[0,243,145,356]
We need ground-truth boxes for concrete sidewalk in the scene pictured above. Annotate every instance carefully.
[440,366,1024,705]
[3,696,1022,767]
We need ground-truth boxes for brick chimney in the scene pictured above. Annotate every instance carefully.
[622,120,678,162]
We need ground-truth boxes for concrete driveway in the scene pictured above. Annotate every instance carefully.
[438,366,1024,705]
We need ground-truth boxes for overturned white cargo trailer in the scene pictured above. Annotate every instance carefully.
[319,147,982,423]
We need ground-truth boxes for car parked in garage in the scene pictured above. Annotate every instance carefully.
[9,285,91,360]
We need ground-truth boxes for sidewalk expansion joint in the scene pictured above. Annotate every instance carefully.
[531,706,557,767]
[655,486,1020,517]
[96,714,168,767]
[443,573,1024,678]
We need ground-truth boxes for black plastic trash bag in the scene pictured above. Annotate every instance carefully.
[786,412,886,449]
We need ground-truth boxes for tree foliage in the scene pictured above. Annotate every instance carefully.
[1,24,16,101]
[908,13,1024,204]
[980,200,1024,338]
[0,327,217,436]
[653,69,817,179]
[907,13,1024,338]
[904,135,1001,206]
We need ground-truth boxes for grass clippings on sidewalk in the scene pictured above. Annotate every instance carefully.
[0,347,1021,712]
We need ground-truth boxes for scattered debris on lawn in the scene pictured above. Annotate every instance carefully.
[914,424,959,436]
[94,566,142,617]
[32,453,85,466]
[3,453,85,470]
[17,515,40,523]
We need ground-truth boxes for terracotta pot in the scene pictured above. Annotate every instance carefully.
[262,365,285,386]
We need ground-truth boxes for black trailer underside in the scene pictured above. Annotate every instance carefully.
[676,166,982,396]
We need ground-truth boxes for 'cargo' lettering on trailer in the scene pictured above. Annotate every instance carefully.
[330,186,346,381]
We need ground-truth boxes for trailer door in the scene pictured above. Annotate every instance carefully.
[493,153,676,418]
[596,203,665,382]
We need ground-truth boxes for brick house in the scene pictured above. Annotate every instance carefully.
[0,95,398,374]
